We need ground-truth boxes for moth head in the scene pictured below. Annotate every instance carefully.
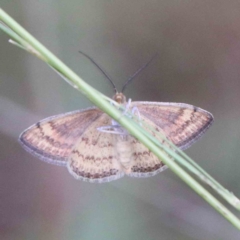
[113,92,126,104]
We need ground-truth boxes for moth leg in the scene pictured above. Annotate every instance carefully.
[116,98,132,120]
[124,98,132,114]
[97,125,128,135]
[131,106,142,125]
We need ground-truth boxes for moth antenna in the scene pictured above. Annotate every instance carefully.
[121,53,158,93]
[78,50,117,93]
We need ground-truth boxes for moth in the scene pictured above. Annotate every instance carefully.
[19,53,214,183]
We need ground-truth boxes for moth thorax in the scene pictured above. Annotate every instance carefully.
[115,135,133,172]
[113,92,127,104]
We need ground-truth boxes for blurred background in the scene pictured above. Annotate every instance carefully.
[1,0,240,239]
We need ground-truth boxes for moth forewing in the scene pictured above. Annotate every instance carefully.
[131,101,214,150]
[19,108,103,166]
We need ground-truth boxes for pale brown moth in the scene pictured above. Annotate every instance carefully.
[19,53,214,183]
